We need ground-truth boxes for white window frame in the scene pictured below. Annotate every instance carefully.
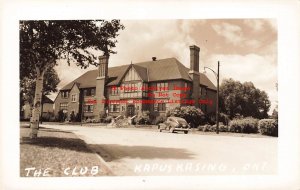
[71,94,77,102]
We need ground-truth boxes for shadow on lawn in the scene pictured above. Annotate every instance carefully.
[88,144,195,161]
[20,136,93,153]
[39,127,73,134]
[20,136,195,160]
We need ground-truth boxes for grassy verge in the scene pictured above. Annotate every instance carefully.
[20,125,110,177]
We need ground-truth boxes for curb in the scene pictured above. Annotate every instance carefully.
[75,134,115,176]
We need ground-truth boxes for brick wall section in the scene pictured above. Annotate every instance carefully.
[68,84,80,116]
[206,89,217,114]
[54,91,68,116]
[42,103,53,113]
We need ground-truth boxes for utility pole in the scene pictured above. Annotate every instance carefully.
[216,61,220,134]
[204,61,220,134]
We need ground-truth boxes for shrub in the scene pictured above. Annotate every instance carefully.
[154,115,167,125]
[70,111,76,122]
[75,113,81,122]
[229,117,259,133]
[167,106,204,127]
[49,116,58,122]
[199,124,215,132]
[205,112,216,125]
[219,113,230,126]
[58,110,67,122]
[258,119,278,136]
[197,125,204,131]
[104,116,113,123]
[99,112,106,119]
[134,115,151,125]
[133,111,151,125]
[204,124,213,132]
[215,123,228,132]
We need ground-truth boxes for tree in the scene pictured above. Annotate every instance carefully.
[219,78,270,119]
[20,67,60,106]
[166,106,204,127]
[20,20,124,138]
[20,67,60,121]
[272,82,278,119]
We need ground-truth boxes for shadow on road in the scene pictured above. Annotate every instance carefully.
[88,144,195,161]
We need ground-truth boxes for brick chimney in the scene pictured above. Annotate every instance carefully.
[94,55,109,119]
[188,45,200,107]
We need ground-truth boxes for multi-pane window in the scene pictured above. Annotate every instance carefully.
[156,82,168,91]
[201,87,207,95]
[154,103,166,112]
[109,103,120,112]
[60,103,68,111]
[158,103,166,111]
[91,89,95,96]
[71,94,77,102]
[84,88,95,96]
[61,91,69,98]
[84,105,94,112]
[142,83,148,91]
[120,83,143,98]
[123,83,138,92]
[110,86,119,95]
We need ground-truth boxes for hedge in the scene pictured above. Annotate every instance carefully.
[229,117,259,133]
[167,106,204,127]
[198,123,227,132]
[258,119,278,137]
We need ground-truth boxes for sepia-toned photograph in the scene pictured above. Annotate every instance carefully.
[2,1,300,189]
[19,19,278,177]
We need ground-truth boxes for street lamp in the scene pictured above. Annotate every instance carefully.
[204,61,220,134]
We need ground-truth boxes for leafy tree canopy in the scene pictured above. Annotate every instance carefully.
[219,78,271,119]
[20,67,60,105]
[20,20,125,72]
[19,20,124,138]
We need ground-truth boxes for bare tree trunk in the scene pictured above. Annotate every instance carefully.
[40,96,44,124]
[29,67,45,138]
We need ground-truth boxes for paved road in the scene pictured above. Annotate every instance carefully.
[42,124,277,176]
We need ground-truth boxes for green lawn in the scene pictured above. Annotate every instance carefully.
[20,126,110,177]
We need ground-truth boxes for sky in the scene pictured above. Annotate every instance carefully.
[52,19,277,113]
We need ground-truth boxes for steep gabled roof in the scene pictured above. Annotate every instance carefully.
[132,64,148,82]
[61,70,98,90]
[42,95,54,104]
[60,57,217,91]
[199,73,217,91]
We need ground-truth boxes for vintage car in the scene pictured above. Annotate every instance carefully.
[158,116,191,134]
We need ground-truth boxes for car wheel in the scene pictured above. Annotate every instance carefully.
[170,128,174,133]
[184,131,188,134]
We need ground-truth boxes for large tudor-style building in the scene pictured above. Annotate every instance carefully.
[54,45,217,120]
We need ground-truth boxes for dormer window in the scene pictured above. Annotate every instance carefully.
[61,91,69,98]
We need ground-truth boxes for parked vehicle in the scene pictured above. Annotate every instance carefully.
[157,117,190,134]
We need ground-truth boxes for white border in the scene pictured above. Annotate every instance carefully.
[1,0,300,189]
